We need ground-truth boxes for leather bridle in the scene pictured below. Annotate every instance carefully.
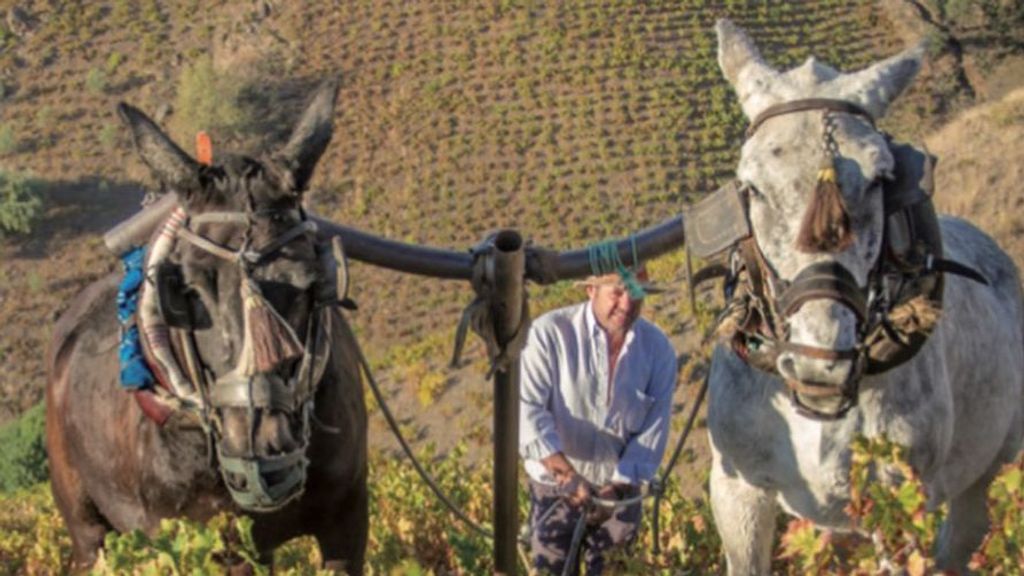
[166,203,331,510]
[711,98,985,419]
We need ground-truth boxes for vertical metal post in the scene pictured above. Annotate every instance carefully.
[487,230,526,576]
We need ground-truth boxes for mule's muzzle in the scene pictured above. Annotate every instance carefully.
[775,295,866,420]
[211,373,312,512]
[218,442,309,512]
[777,338,866,420]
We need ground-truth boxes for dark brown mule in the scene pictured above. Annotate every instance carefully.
[45,81,368,573]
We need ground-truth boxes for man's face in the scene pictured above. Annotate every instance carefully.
[587,283,643,338]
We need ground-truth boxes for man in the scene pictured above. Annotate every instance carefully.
[519,266,677,575]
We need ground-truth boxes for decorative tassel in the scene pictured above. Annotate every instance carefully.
[796,158,855,253]
[887,295,942,335]
[237,280,304,376]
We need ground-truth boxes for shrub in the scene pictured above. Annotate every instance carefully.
[773,436,1023,575]
[105,52,123,75]
[98,122,120,150]
[0,124,17,155]
[0,403,48,493]
[0,171,43,236]
[34,106,56,147]
[0,484,70,574]
[171,55,253,144]
[970,458,1024,574]
[94,513,265,574]
[85,67,107,95]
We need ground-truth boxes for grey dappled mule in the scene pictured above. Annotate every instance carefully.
[706,19,1024,575]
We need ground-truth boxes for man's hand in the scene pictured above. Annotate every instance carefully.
[541,452,591,507]
[560,472,592,507]
[596,482,632,501]
[587,482,632,524]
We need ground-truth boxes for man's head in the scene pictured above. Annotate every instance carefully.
[581,266,659,339]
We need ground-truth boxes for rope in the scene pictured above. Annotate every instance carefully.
[587,237,645,299]
[351,330,494,539]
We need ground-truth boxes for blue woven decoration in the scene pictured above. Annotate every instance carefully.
[117,246,154,389]
[587,237,645,300]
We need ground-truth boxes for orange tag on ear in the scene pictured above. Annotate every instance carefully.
[195,131,212,166]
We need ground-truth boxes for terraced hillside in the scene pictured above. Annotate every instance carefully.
[0,0,1003,429]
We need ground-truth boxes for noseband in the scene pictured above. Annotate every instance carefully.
[687,98,986,420]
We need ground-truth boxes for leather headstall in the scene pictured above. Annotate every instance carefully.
[685,98,988,420]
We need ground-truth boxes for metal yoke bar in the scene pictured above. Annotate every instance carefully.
[312,215,685,284]
[312,216,475,280]
[541,215,685,282]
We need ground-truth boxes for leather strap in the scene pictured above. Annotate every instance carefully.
[777,261,867,322]
[246,220,318,264]
[176,226,240,261]
[747,98,875,137]
[177,219,317,264]
[776,340,860,362]
[929,257,989,286]
[738,239,767,305]
[784,378,847,398]
[209,373,295,412]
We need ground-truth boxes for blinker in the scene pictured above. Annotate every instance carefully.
[683,180,751,259]
[154,262,211,329]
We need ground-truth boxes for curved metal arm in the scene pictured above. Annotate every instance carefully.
[312,215,685,285]
[312,217,475,280]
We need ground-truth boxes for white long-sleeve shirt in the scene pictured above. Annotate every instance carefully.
[519,301,677,486]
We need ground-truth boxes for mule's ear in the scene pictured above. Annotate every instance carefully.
[840,43,924,119]
[118,103,201,196]
[274,78,339,195]
[716,19,779,119]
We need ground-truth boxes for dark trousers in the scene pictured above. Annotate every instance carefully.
[527,480,642,576]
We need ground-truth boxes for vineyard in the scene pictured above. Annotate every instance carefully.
[1,438,1021,574]
[1,0,1023,573]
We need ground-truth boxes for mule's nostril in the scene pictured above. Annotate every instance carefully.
[226,472,248,492]
[778,355,797,379]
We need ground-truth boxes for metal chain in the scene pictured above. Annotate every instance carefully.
[821,110,840,161]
